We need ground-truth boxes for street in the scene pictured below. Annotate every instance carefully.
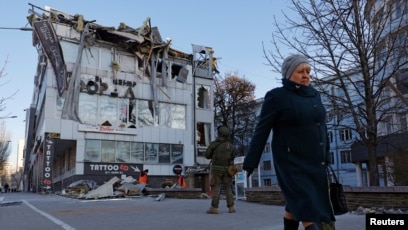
[0,192,366,230]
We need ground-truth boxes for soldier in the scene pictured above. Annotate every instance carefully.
[205,126,236,214]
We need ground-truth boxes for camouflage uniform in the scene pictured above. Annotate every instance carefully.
[205,126,235,213]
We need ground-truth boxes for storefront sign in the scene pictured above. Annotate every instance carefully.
[84,162,143,176]
[33,21,66,96]
[78,124,137,135]
[42,137,54,191]
[173,165,183,175]
[185,165,210,175]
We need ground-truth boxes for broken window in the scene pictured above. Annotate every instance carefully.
[196,85,211,109]
[138,100,154,127]
[119,98,128,123]
[159,103,186,129]
[196,122,211,147]
[78,93,98,123]
[99,96,118,123]
[171,63,188,83]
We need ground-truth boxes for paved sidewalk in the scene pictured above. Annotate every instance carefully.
[1,192,366,230]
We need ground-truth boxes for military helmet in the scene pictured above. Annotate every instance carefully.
[218,126,230,137]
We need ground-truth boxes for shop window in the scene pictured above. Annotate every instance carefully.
[145,143,158,163]
[116,141,130,163]
[101,140,115,163]
[130,142,144,163]
[171,144,183,164]
[84,140,101,162]
[158,143,171,163]
[85,140,183,164]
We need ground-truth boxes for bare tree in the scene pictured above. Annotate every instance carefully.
[214,73,257,156]
[11,168,24,191]
[0,56,18,113]
[0,122,11,172]
[263,0,408,186]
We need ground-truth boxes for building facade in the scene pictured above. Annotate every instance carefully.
[23,6,216,193]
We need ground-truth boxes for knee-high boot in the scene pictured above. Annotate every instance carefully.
[284,217,299,230]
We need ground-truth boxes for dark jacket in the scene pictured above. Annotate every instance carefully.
[243,78,334,223]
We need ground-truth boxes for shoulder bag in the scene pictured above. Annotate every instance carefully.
[328,165,349,215]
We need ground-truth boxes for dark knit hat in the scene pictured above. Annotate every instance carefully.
[281,54,309,80]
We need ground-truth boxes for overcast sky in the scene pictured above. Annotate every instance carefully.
[0,0,294,166]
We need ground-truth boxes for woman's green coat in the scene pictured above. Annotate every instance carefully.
[244,78,335,223]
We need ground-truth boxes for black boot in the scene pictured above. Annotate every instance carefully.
[284,218,299,230]
[305,222,323,230]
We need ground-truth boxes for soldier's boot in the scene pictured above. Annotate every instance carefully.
[284,217,299,230]
[228,206,236,213]
[206,206,218,214]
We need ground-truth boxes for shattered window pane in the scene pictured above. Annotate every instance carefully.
[129,99,137,124]
[130,142,145,163]
[158,103,186,129]
[116,141,130,163]
[138,100,154,127]
[159,103,172,128]
[79,93,98,123]
[171,104,186,129]
[197,122,211,147]
[196,85,211,109]
[101,140,115,163]
[119,98,128,123]
[85,140,101,162]
[99,96,118,123]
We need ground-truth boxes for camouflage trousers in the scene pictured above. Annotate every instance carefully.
[209,173,234,208]
[321,221,336,230]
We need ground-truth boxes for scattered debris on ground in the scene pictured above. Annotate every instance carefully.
[0,201,23,207]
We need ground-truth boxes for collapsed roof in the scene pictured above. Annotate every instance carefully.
[27,4,192,66]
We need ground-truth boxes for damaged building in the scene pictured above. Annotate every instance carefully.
[23,5,217,193]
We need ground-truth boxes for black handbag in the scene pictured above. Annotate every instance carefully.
[328,165,349,215]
